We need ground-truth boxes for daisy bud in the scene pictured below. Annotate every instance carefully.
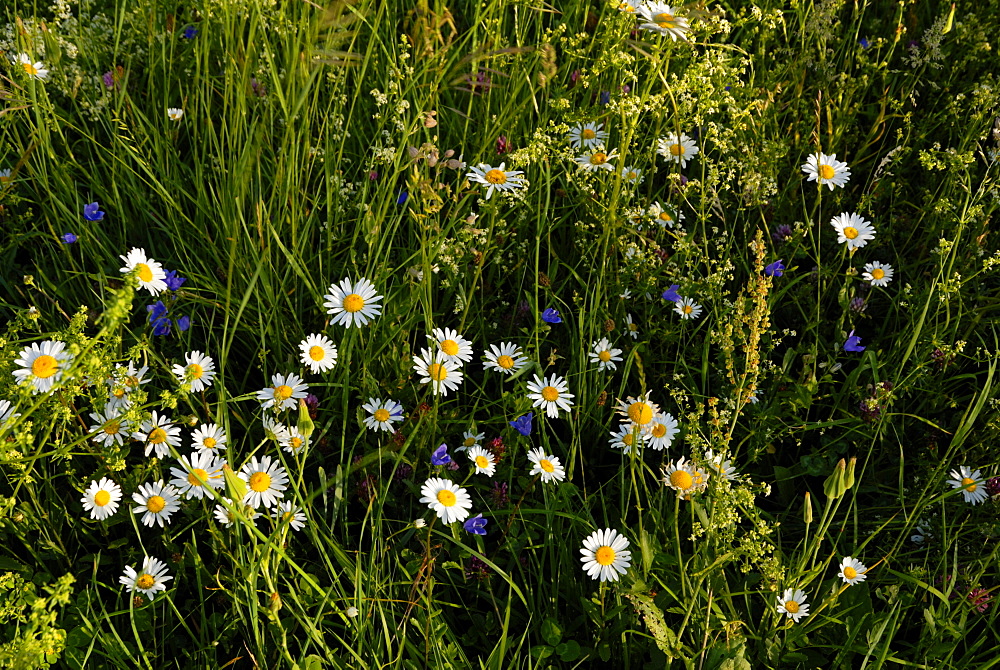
[222,464,249,503]
[297,398,314,439]
[823,459,847,499]
[844,457,857,490]
[803,492,813,524]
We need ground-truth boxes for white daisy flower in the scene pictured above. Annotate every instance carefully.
[280,426,308,454]
[948,465,988,505]
[575,146,619,172]
[637,4,690,40]
[609,423,649,454]
[213,498,238,527]
[526,373,575,418]
[131,480,181,527]
[465,162,525,200]
[625,313,639,339]
[119,248,168,295]
[615,393,660,433]
[191,423,227,453]
[88,407,130,447]
[17,53,48,80]
[106,361,150,406]
[362,398,405,432]
[169,451,226,500]
[412,348,464,396]
[662,456,709,497]
[467,446,497,477]
[0,399,20,428]
[674,297,703,320]
[620,165,643,185]
[262,416,290,442]
[429,327,474,366]
[837,556,868,586]
[567,122,608,149]
[801,152,851,190]
[617,1,640,13]
[167,107,184,121]
[527,447,566,483]
[776,588,809,623]
[830,212,875,251]
[580,528,632,582]
[323,277,383,328]
[133,411,182,458]
[13,340,73,394]
[483,342,528,375]
[589,338,623,372]
[647,413,679,450]
[704,449,738,481]
[238,455,289,509]
[256,372,309,412]
[171,350,216,393]
[863,261,894,287]
[272,500,307,531]
[456,430,485,452]
[656,133,699,167]
[120,556,173,601]
[81,477,123,520]
[298,333,338,373]
[418,477,473,524]
[0,168,12,183]
[647,201,684,228]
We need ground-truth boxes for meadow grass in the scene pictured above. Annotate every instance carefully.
[1,0,1000,667]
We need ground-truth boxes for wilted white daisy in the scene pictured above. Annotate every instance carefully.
[620,165,643,185]
[625,313,639,339]
[674,297,703,320]
[238,455,289,509]
[948,465,988,505]
[271,501,306,531]
[656,133,699,168]
[256,372,309,412]
[838,556,868,586]
[704,449,738,481]
[120,557,173,601]
[13,340,73,394]
[662,456,709,497]
[169,451,226,499]
[362,398,405,432]
[637,4,690,40]
[429,327,474,366]
[119,248,168,295]
[0,399,20,427]
[81,477,123,520]
[609,423,649,454]
[418,477,473,524]
[647,413,679,450]
[213,498,237,527]
[324,277,383,328]
[171,350,216,393]
[17,53,48,80]
[88,407,129,447]
[776,589,809,623]
[106,361,150,408]
[191,423,227,453]
[456,430,485,452]
[580,528,632,582]
[863,261,894,287]
[466,162,525,199]
[167,107,184,121]
[412,348,464,395]
[299,333,338,373]
[280,426,308,454]
[830,212,875,251]
[0,168,11,183]
[131,480,181,527]
[467,446,497,477]
[647,201,684,228]
[801,152,851,190]
[615,393,660,433]
[567,122,608,149]
[575,146,619,172]
[589,338,623,372]
[133,411,182,458]
[527,447,566,483]
[262,416,290,442]
[526,373,575,418]
[483,342,528,375]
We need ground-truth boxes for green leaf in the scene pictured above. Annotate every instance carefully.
[541,618,562,646]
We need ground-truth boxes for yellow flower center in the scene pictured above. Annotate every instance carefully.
[818,164,836,180]
[622,434,635,446]
[187,363,204,379]
[871,268,885,280]
[589,152,608,165]
[628,322,638,332]
[540,459,555,473]
[440,339,459,356]
[651,423,667,438]
[427,363,448,381]
[290,437,303,450]
[485,169,507,185]
[962,477,977,492]
[103,421,120,435]
[187,469,209,487]
[113,388,126,398]
[309,345,325,361]
[436,489,457,506]
[669,143,685,156]
[146,495,166,513]
[599,351,612,362]
[23,61,39,75]
[464,436,476,447]
[843,566,857,579]
[784,600,799,614]
[343,293,364,312]
[136,263,153,283]
[595,546,616,566]
[126,375,141,388]
[373,408,390,422]
[843,226,859,240]
[683,305,693,314]
[541,386,560,402]
[670,469,693,490]
[475,455,489,468]
[148,427,167,444]
[136,574,156,590]
[94,490,111,507]
[627,402,653,425]
[249,472,272,492]
[273,385,293,400]
[31,355,58,379]
[203,437,217,448]
[582,128,597,139]
[659,212,673,221]
[497,355,515,369]
[655,13,675,28]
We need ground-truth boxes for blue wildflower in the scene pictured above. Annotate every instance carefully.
[431,443,452,465]
[176,315,191,332]
[147,301,173,336]
[182,25,198,39]
[541,308,562,324]
[599,91,611,106]
[83,202,105,221]
[163,269,186,291]
[859,37,870,49]
[463,514,488,536]
[844,330,865,353]
[60,233,78,244]
[764,260,785,277]
[396,190,409,205]
[661,284,681,303]
[509,413,533,436]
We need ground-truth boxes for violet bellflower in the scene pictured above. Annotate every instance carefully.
[764,260,785,277]
[844,330,866,352]
[431,443,452,465]
[83,202,105,221]
[463,514,488,536]
[509,412,533,436]
[541,308,562,324]
[661,284,681,303]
